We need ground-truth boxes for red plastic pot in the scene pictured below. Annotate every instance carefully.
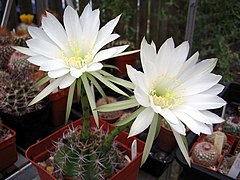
[0,124,17,171]
[49,89,68,127]
[114,52,139,77]
[26,117,144,180]
[156,125,177,153]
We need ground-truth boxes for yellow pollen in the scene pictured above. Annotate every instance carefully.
[150,89,183,109]
[61,51,92,69]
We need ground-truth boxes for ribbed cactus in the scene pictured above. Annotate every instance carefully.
[0,80,45,116]
[8,52,35,81]
[51,126,126,179]
[0,45,15,70]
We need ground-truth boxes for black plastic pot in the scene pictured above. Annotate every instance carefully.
[0,100,51,149]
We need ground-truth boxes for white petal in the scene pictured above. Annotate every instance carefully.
[140,37,157,73]
[168,41,189,77]
[129,107,154,137]
[168,121,186,135]
[59,74,76,89]
[92,34,120,56]
[149,96,162,113]
[160,108,179,124]
[86,62,103,72]
[201,84,225,95]
[27,56,51,66]
[96,15,120,45]
[178,58,217,82]
[134,86,150,107]
[179,51,199,74]
[26,39,61,59]
[28,26,56,45]
[174,111,212,135]
[176,73,222,96]
[126,65,143,86]
[70,66,86,78]
[201,111,225,124]
[63,6,82,47]
[40,60,67,71]
[42,12,68,50]
[13,46,37,56]
[184,94,226,110]
[48,68,70,78]
[156,37,175,76]
[93,45,128,62]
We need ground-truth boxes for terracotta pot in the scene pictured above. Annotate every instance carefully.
[157,126,177,153]
[114,52,139,77]
[0,124,17,171]
[49,89,68,127]
[26,117,144,180]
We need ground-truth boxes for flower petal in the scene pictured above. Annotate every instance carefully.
[59,74,76,89]
[86,62,103,72]
[160,108,179,124]
[184,94,226,110]
[40,60,67,71]
[48,68,70,78]
[201,84,224,95]
[13,46,37,56]
[26,39,61,59]
[93,45,128,62]
[168,121,186,135]
[27,56,46,66]
[201,111,225,124]
[129,107,154,137]
[70,66,86,78]
[134,86,150,107]
[126,65,143,86]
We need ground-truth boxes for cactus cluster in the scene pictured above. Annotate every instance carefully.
[39,125,127,179]
[191,141,219,167]
[223,116,240,137]
[0,79,45,116]
[0,45,15,70]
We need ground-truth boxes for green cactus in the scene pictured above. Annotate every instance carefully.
[0,80,45,116]
[52,126,126,179]
[0,45,15,70]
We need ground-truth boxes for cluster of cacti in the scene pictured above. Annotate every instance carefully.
[223,116,240,137]
[0,79,45,116]
[8,51,36,81]
[0,45,15,70]
[39,125,127,179]
[191,141,219,167]
[218,154,236,175]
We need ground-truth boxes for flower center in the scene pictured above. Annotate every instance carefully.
[61,47,92,69]
[150,78,183,109]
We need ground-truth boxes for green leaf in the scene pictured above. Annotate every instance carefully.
[155,115,162,139]
[76,78,82,103]
[103,64,119,70]
[86,73,107,101]
[34,76,51,88]
[96,97,138,112]
[111,49,140,58]
[114,106,145,126]
[65,81,76,124]
[171,128,191,167]
[141,113,158,166]
[29,78,62,106]
[91,71,129,97]
[81,73,99,127]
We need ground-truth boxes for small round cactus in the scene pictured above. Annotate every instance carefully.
[191,141,219,167]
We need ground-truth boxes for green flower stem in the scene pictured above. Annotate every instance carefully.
[81,86,91,141]
[103,123,130,153]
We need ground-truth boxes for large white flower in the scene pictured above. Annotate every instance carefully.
[14,4,128,104]
[127,37,226,137]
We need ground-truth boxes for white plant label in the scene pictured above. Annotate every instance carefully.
[131,139,137,160]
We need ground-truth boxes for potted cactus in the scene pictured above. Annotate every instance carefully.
[0,120,17,171]
[0,55,50,148]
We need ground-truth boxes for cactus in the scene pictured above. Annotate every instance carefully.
[218,154,236,175]
[39,126,127,179]
[8,51,36,81]
[0,79,45,116]
[191,141,219,167]
[0,45,15,70]
[12,35,29,47]
[222,116,240,137]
